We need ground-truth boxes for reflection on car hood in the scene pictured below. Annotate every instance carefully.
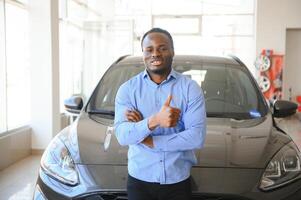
[196,115,290,168]
[63,112,291,169]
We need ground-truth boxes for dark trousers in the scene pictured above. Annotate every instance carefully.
[127,175,191,200]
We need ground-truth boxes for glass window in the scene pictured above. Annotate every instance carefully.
[151,0,204,15]
[202,0,254,14]
[17,0,28,5]
[153,16,201,35]
[5,2,30,130]
[175,63,265,119]
[59,21,84,112]
[183,70,207,86]
[60,0,255,112]
[202,15,253,36]
[59,1,135,111]
[87,64,143,117]
[0,0,6,133]
[88,59,266,120]
[199,64,261,119]
[150,0,254,15]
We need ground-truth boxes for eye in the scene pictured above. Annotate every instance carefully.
[144,48,152,53]
[143,48,152,56]
[159,46,167,52]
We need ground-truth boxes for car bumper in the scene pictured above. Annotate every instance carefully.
[34,166,301,200]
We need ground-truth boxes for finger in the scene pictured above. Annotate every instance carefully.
[128,113,140,122]
[125,111,131,120]
[170,111,180,117]
[126,109,143,120]
[126,116,135,122]
[125,111,138,121]
[125,110,131,115]
[127,115,138,122]
[164,95,172,107]
[125,110,137,117]
[129,111,142,121]
[170,107,181,114]
[171,122,177,127]
[170,119,179,126]
[132,110,143,120]
[170,113,180,120]
[169,111,180,119]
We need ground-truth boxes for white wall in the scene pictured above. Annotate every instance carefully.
[283,29,301,100]
[0,0,6,133]
[256,0,301,101]
[256,0,301,54]
[0,127,31,170]
[29,0,60,149]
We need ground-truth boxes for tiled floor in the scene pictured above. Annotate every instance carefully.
[0,155,41,200]
[0,115,300,200]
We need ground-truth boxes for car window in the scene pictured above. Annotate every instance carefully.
[87,64,143,117]
[87,60,267,120]
[179,64,265,119]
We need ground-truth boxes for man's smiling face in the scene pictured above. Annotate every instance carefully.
[142,32,174,76]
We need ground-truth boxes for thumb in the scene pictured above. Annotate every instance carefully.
[164,95,172,106]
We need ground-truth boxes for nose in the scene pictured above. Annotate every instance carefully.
[151,49,161,57]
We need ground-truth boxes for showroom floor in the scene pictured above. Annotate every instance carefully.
[0,155,41,200]
[0,115,300,200]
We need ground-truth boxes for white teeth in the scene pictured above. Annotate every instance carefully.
[152,60,162,65]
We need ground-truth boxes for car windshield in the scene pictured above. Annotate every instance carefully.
[87,60,267,120]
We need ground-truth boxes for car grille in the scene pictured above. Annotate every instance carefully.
[192,194,248,200]
[75,193,127,200]
[193,196,246,200]
[75,193,247,200]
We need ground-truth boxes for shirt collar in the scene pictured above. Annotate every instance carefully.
[143,68,178,81]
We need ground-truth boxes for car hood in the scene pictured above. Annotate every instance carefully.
[61,112,291,169]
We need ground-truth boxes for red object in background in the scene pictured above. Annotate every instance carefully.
[297,96,301,112]
[261,49,274,56]
[260,52,284,101]
[297,95,301,103]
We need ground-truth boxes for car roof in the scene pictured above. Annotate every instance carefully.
[117,55,241,66]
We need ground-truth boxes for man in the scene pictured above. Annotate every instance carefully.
[114,28,206,200]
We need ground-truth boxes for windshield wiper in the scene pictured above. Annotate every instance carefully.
[206,113,226,118]
[88,109,115,116]
[207,112,249,120]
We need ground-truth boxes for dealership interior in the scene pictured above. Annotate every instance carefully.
[1,0,301,199]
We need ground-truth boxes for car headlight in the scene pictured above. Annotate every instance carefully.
[259,141,301,191]
[41,136,79,186]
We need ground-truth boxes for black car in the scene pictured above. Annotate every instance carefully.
[33,55,301,200]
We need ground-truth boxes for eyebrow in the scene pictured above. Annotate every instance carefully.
[144,44,168,49]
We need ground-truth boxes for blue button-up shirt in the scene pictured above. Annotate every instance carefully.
[114,69,206,184]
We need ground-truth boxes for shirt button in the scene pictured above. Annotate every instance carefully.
[160,160,162,162]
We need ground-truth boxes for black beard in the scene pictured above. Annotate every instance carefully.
[147,67,171,75]
[146,57,173,76]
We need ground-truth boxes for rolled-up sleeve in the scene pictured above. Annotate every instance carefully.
[152,81,206,152]
[114,83,152,146]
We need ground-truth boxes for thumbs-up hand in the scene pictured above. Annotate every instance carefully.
[155,95,181,128]
[164,95,173,107]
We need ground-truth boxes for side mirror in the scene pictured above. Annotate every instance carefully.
[64,96,83,114]
[273,100,298,118]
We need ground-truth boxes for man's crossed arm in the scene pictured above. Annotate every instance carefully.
[115,92,206,152]
[125,95,180,148]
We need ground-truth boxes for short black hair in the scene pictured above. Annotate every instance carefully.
[141,28,174,50]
